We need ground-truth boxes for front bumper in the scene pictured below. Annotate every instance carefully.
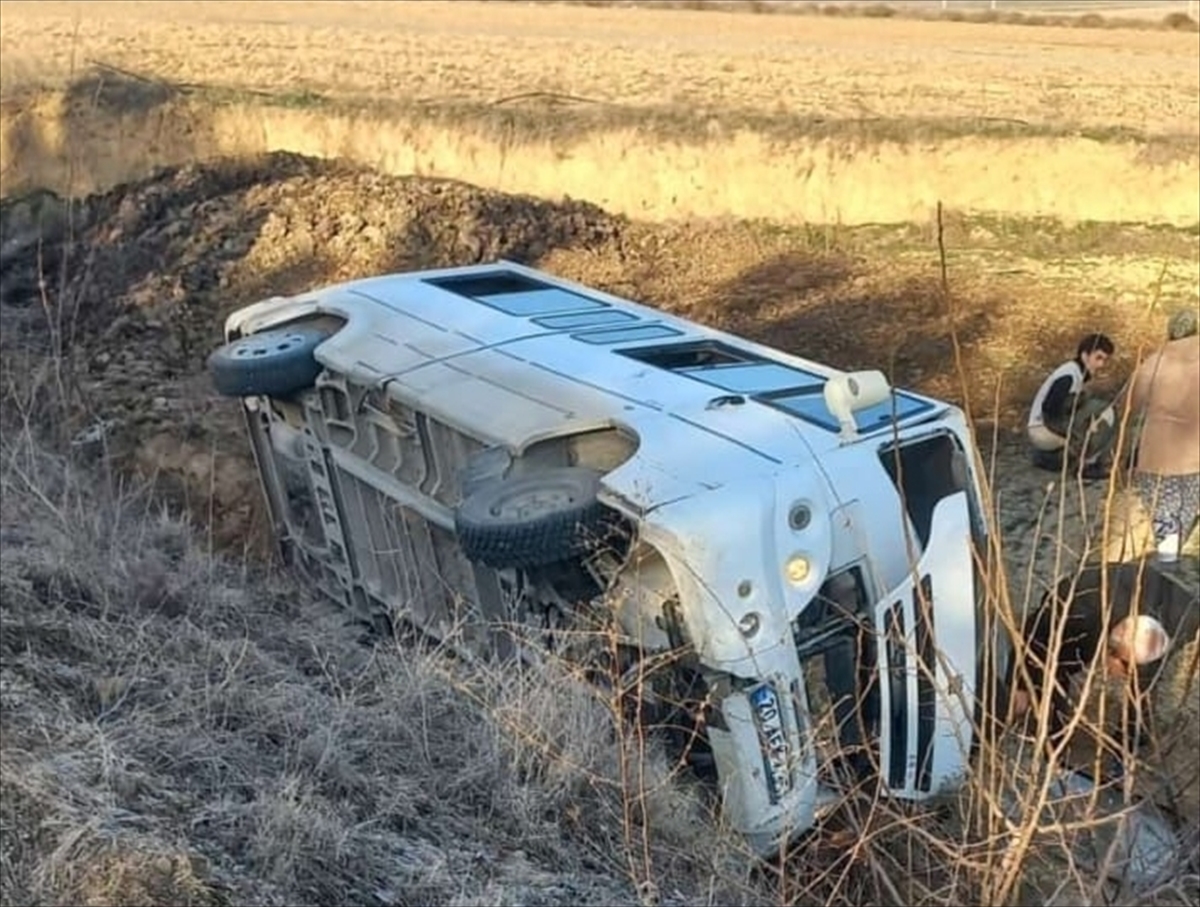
[703,667,826,854]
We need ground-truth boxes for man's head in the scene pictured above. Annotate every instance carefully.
[1106,614,1171,677]
[1076,332,1115,376]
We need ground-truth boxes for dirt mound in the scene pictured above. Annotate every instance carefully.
[0,152,628,552]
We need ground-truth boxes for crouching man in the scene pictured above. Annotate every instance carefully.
[1006,561,1199,769]
[1026,332,1118,480]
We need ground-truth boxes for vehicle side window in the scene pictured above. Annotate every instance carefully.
[879,433,967,551]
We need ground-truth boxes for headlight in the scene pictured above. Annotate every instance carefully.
[784,555,811,586]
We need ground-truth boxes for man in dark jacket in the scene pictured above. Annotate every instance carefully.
[1006,560,1199,763]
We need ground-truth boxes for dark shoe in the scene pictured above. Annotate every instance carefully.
[1030,448,1064,472]
[1080,462,1109,482]
[1090,748,1128,784]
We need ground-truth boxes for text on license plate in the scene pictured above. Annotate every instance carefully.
[749,682,792,802]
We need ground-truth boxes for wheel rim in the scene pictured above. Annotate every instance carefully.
[487,481,582,522]
[233,331,309,359]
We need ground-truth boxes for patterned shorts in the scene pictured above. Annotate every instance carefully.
[1134,471,1200,542]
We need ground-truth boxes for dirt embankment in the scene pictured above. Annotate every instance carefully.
[0,154,628,554]
[2,84,1197,227]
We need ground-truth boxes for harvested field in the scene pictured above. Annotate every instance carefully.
[2,1,1196,134]
[1,1,1198,223]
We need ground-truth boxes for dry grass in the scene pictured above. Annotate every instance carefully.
[2,346,1198,907]
[0,423,767,907]
[4,86,1196,226]
[6,1,1174,281]
[2,1,1196,227]
[1,0,1197,138]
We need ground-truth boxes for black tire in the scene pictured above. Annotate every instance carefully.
[454,467,611,570]
[208,325,331,398]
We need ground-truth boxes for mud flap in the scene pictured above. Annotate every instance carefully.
[875,490,977,799]
[470,562,518,662]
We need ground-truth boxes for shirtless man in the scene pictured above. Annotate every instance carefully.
[1123,308,1200,562]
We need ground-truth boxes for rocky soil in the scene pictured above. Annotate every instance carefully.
[0,154,627,555]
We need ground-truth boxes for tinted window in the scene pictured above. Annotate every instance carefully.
[576,325,684,345]
[765,387,934,433]
[425,271,553,298]
[475,288,605,317]
[620,339,760,370]
[879,432,965,550]
[681,362,823,395]
[534,310,637,330]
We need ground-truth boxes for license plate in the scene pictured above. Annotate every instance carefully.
[749,682,792,802]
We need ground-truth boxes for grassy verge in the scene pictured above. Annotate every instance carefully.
[68,77,1200,156]
[0,421,769,906]
[5,58,1197,158]
[752,215,1200,263]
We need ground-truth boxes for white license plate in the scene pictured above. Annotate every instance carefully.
[749,682,792,802]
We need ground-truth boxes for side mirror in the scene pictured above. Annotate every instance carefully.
[823,370,892,440]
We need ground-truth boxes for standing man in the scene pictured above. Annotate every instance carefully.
[1027,332,1118,480]
[1006,560,1200,767]
[1124,309,1200,563]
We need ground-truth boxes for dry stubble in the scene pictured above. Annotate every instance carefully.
[1,1,1198,225]
[2,0,1197,137]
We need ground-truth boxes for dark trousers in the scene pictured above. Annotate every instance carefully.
[1040,665,1159,764]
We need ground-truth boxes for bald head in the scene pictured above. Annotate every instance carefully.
[1109,614,1171,666]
